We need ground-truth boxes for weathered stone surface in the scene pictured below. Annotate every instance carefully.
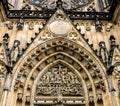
[0,1,120,106]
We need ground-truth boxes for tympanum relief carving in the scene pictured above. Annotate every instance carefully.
[36,64,84,97]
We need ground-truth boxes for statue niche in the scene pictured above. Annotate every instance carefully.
[36,64,84,97]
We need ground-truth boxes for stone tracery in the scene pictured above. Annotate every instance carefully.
[25,0,94,10]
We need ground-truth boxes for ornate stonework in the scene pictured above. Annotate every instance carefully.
[49,20,71,35]
[0,1,120,106]
[36,64,84,96]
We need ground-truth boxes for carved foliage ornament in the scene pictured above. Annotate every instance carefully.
[36,64,84,96]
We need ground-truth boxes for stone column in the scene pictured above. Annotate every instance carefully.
[108,75,119,106]
[0,73,12,106]
[0,90,8,106]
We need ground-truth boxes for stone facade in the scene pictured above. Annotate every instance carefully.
[0,0,120,106]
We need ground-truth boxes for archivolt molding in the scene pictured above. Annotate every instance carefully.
[112,48,120,65]
[112,48,120,79]
[31,60,87,105]
[8,37,110,106]
[12,37,106,78]
[0,43,7,82]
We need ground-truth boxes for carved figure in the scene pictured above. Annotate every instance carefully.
[36,64,84,96]
[10,40,20,64]
[99,41,108,65]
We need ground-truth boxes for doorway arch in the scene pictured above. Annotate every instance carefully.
[6,37,110,106]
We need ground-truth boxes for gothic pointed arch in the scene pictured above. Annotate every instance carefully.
[0,1,120,106]
[3,8,117,106]
[5,36,112,106]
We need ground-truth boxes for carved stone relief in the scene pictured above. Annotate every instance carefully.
[0,62,6,98]
[114,64,120,79]
[0,63,6,78]
[49,20,71,35]
[36,64,84,97]
[0,43,7,88]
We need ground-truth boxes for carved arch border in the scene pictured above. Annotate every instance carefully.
[7,37,111,106]
[31,60,88,104]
